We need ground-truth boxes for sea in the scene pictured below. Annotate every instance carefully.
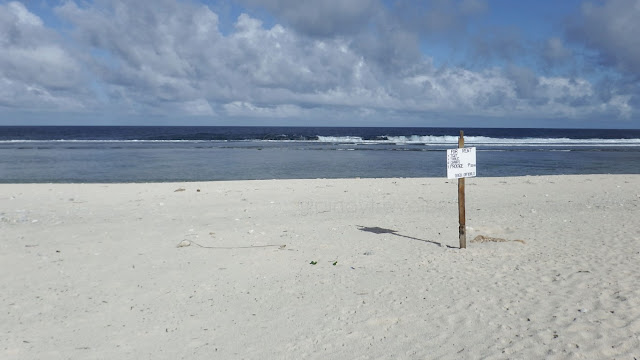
[1,126,640,183]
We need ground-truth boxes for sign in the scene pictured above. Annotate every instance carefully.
[447,147,476,179]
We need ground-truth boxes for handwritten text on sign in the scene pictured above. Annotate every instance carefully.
[447,147,477,179]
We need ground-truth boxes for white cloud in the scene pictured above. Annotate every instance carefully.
[543,37,572,65]
[7,1,43,26]
[0,0,636,125]
[180,99,216,116]
[0,1,87,111]
[568,0,640,74]
[393,0,487,36]
[240,0,379,37]
[223,101,304,118]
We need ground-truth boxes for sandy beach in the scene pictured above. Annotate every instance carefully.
[1,175,639,359]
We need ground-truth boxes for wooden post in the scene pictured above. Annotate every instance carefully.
[458,131,466,249]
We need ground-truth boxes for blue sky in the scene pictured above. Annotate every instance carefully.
[1,0,639,128]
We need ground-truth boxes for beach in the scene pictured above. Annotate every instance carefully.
[1,175,639,359]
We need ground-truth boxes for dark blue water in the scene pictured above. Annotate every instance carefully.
[1,126,640,183]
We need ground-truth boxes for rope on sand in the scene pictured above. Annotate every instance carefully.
[177,240,286,249]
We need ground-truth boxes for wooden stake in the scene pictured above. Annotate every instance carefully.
[458,130,466,249]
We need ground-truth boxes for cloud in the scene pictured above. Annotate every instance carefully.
[238,0,486,72]
[239,0,379,38]
[55,0,391,115]
[0,1,87,110]
[223,101,303,118]
[470,27,525,67]
[393,0,487,36]
[543,37,572,66]
[55,0,226,114]
[352,22,423,74]
[0,0,636,125]
[505,65,540,99]
[562,0,640,123]
[568,0,640,76]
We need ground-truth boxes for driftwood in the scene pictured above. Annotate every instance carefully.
[177,240,286,249]
[471,235,526,244]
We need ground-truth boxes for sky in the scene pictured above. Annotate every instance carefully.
[1,0,640,128]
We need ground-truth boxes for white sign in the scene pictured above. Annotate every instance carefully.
[447,147,477,179]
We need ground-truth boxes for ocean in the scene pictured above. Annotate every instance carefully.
[1,126,640,183]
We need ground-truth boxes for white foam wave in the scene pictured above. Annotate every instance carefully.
[316,135,640,146]
[2,136,640,146]
[0,139,223,144]
[316,136,369,143]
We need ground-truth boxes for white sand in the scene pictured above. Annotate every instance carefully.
[1,175,639,359]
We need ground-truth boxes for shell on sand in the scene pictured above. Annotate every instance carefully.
[472,235,526,244]
[176,240,191,247]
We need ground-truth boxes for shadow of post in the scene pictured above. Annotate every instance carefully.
[356,225,457,249]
